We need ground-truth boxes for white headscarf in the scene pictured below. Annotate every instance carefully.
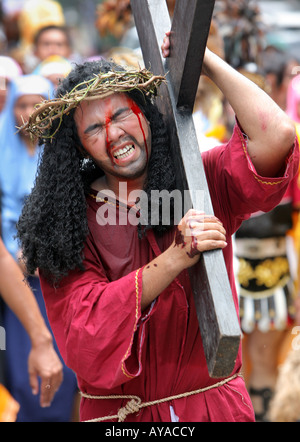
[0,56,22,81]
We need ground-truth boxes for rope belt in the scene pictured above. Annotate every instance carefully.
[80,372,241,422]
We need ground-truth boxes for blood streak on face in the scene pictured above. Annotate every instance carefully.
[105,114,113,163]
[128,98,149,162]
[103,98,114,163]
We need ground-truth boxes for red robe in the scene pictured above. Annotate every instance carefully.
[40,124,299,422]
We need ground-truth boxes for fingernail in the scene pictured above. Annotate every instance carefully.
[41,402,51,408]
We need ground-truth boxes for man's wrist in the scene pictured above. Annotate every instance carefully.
[29,326,53,348]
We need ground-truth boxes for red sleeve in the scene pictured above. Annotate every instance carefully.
[202,123,300,235]
[40,240,157,391]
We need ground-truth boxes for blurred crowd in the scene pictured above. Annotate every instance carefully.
[0,0,300,422]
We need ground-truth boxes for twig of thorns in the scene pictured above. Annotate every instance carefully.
[18,68,166,140]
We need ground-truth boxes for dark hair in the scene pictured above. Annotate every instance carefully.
[17,60,176,283]
[33,25,71,47]
[261,50,292,87]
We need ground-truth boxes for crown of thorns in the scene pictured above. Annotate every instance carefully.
[19,68,166,140]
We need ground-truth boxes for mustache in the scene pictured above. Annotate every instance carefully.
[107,135,141,152]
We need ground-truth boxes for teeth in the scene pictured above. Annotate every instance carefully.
[114,144,134,159]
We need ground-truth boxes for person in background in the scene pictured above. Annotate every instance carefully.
[235,55,300,422]
[267,74,300,423]
[268,341,300,422]
[0,54,23,387]
[262,49,300,111]
[32,25,72,65]
[235,167,300,421]
[0,55,22,113]
[0,74,78,421]
[0,237,63,411]
[4,0,66,73]
[17,0,65,51]
[33,54,72,89]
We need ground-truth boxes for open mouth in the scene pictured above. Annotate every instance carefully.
[113,144,135,160]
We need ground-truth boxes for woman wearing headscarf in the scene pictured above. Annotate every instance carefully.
[0,74,78,421]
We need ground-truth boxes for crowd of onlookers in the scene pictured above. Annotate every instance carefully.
[0,0,87,423]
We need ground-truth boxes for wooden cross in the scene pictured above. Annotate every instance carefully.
[130,0,241,378]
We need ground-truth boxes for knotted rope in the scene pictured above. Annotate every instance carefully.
[80,373,241,422]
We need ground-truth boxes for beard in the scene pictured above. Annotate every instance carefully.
[97,134,151,182]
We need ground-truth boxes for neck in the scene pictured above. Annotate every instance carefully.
[92,174,146,206]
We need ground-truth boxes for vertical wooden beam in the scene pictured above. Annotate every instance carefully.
[168,0,215,109]
[130,0,241,377]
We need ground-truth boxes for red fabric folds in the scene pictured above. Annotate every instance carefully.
[40,124,299,422]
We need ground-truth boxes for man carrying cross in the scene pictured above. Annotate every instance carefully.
[17,24,298,422]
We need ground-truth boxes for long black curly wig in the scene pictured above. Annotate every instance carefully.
[17,59,177,283]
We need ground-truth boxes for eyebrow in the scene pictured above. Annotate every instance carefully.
[84,107,130,134]
[84,123,102,134]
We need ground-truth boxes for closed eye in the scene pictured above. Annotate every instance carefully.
[84,108,133,135]
[113,107,133,122]
[84,123,105,135]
